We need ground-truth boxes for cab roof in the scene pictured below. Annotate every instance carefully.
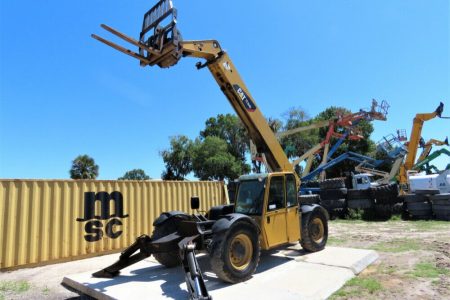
[238,173,269,181]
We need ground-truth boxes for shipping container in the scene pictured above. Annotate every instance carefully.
[0,179,228,270]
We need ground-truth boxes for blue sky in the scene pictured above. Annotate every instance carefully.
[1,0,449,180]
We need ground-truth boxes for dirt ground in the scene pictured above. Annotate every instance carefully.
[328,218,450,300]
[1,218,449,299]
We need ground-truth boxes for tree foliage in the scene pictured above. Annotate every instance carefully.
[200,114,250,174]
[118,169,150,180]
[70,155,99,179]
[160,135,193,180]
[191,136,243,181]
[279,107,319,159]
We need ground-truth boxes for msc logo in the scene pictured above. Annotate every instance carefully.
[76,191,129,242]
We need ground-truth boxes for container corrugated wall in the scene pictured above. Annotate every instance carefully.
[0,179,228,270]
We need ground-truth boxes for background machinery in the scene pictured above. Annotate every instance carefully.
[413,148,450,174]
[91,1,329,298]
[252,100,388,177]
[416,137,448,165]
[398,102,446,192]
[299,132,407,218]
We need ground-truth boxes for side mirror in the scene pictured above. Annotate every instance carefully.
[191,196,200,210]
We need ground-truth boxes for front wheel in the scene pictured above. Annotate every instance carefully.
[151,216,188,267]
[209,222,260,283]
[300,208,328,252]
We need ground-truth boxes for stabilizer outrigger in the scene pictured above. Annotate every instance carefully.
[92,216,211,300]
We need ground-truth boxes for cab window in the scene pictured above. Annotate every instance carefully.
[286,174,297,207]
[267,176,285,211]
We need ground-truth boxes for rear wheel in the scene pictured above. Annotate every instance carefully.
[301,208,328,252]
[210,222,260,283]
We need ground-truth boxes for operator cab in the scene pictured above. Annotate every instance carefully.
[235,172,301,249]
[235,174,267,215]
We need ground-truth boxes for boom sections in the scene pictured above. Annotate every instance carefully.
[399,102,445,187]
[92,10,294,176]
[404,102,444,170]
[182,41,293,174]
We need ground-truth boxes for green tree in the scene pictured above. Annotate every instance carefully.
[191,136,243,181]
[118,169,150,180]
[279,107,319,159]
[160,135,193,180]
[200,114,250,173]
[282,106,310,129]
[70,155,99,179]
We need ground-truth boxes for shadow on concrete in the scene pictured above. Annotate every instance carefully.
[80,263,189,299]
[75,248,304,299]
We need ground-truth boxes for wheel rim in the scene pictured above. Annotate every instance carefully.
[310,217,324,243]
[229,233,253,270]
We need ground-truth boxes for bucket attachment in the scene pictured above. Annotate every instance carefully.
[92,0,183,68]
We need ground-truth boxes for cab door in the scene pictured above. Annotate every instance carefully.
[285,174,300,242]
[263,175,287,247]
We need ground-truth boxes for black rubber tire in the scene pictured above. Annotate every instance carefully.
[319,188,347,200]
[321,198,346,210]
[401,202,410,220]
[374,204,393,220]
[410,213,433,220]
[299,194,321,205]
[151,216,188,268]
[407,201,432,219]
[371,184,399,205]
[300,208,328,252]
[432,199,450,206]
[414,189,440,195]
[302,180,320,188]
[435,214,450,221]
[404,194,427,203]
[407,202,432,211]
[347,189,371,200]
[348,198,373,209]
[209,222,260,283]
[430,193,450,203]
[392,202,404,214]
[319,178,346,189]
[432,204,450,213]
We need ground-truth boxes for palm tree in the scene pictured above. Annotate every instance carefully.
[70,155,99,179]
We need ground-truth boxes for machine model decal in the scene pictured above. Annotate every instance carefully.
[76,191,129,242]
[233,84,256,112]
[222,61,231,71]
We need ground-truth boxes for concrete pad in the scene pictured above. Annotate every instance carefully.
[274,245,379,274]
[62,246,378,300]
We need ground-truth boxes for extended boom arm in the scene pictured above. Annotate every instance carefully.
[92,0,293,177]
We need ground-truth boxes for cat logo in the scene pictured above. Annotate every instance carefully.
[233,84,256,112]
[76,191,129,242]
